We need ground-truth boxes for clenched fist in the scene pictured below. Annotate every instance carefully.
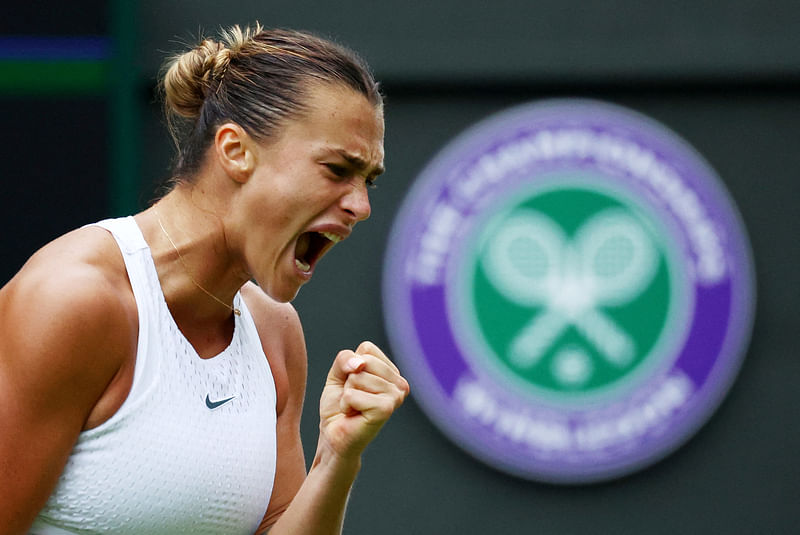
[319,341,410,459]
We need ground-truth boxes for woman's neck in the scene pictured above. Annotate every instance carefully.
[136,187,248,327]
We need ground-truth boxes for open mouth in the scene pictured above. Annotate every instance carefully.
[294,231,341,273]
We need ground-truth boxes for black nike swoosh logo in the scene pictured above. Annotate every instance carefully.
[205,394,236,410]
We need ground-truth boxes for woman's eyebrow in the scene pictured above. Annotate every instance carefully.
[336,149,385,178]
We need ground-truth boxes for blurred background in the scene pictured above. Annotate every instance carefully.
[1,1,798,533]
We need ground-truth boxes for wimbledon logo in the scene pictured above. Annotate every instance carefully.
[383,99,755,483]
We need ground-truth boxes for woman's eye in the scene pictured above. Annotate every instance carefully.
[325,164,377,189]
[326,164,349,178]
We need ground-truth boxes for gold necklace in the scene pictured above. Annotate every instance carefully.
[154,209,241,317]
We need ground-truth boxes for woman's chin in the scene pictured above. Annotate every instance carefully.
[260,278,304,304]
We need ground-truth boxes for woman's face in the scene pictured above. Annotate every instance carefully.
[235,83,385,302]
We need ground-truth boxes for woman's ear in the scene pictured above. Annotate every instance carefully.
[214,122,256,183]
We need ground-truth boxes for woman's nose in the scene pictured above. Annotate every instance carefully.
[341,181,372,223]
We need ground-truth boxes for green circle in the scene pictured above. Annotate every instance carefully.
[458,180,682,401]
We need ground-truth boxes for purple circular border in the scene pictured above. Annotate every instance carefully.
[383,99,756,483]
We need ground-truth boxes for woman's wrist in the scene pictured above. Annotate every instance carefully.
[311,438,363,479]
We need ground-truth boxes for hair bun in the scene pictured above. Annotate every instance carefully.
[163,38,231,118]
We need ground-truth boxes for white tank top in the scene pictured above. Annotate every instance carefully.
[31,217,277,534]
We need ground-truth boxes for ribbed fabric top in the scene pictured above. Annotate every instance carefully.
[31,217,277,534]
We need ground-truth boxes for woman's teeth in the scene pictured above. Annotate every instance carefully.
[294,232,342,273]
[320,231,342,244]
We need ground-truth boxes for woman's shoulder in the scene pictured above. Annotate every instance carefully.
[4,226,134,313]
[0,225,138,381]
[240,281,304,347]
[0,225,139,434]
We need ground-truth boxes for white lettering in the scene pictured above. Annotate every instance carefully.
[412,203,463,284]
[440,128,728,285]
[573,374,693,451]
[454,374,693,455]
[455,380,571,451]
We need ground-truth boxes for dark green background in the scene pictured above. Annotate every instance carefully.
[2,2,798,533]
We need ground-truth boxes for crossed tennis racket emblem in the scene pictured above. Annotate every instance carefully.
[481,208,658,374]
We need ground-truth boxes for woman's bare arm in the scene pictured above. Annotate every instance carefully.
[0,231,135,534]
[246,285,409,535]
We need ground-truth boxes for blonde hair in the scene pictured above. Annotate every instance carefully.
[160,23,381,180]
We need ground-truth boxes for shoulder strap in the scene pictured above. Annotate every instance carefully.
[88,216,149,254]
[84,216,161,401]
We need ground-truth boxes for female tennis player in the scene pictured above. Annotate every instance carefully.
[0,23,408,534]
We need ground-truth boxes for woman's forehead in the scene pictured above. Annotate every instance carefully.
[284,83,384,160]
